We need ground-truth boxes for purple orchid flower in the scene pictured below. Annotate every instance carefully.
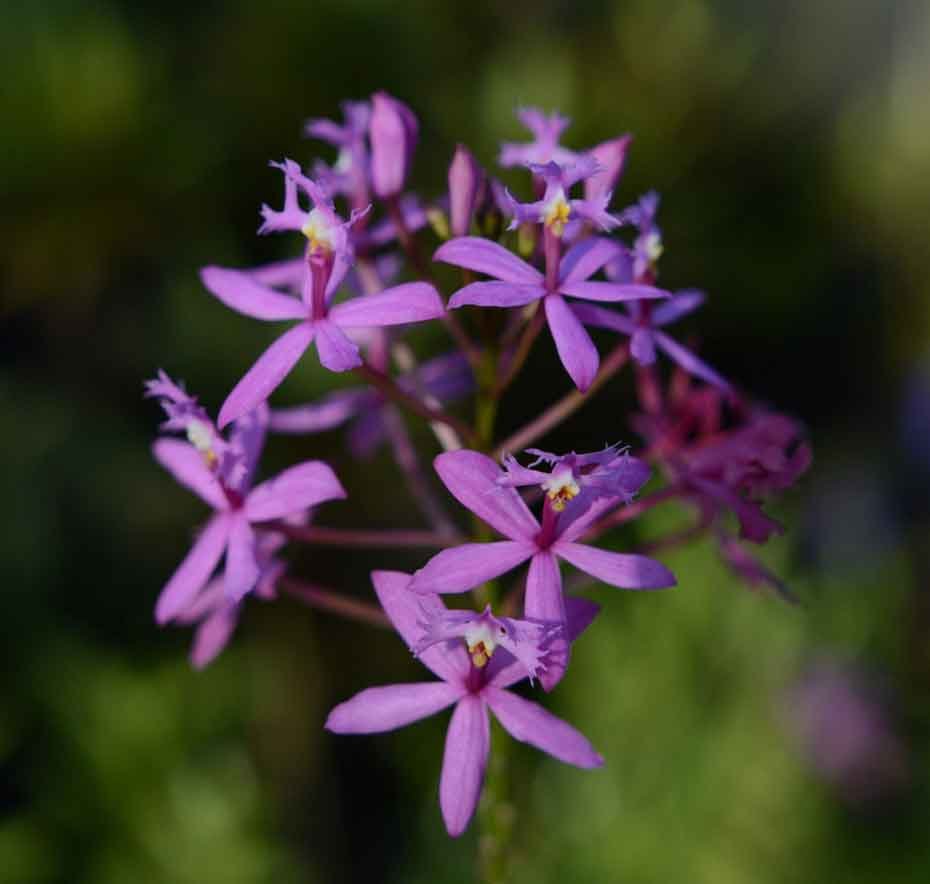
[435,234,666,391]
[498,107,579,169]
[408,450,675,690]
[616,190,663,281]
[716,531,797,603]
[305,100,372,213]
[326,570,603,837]
[147,374,346,624]
[497,445,650,522]
[369,92,418,199]
[505,158,619,237]
[201,160,445,428]
[268,351,473,458]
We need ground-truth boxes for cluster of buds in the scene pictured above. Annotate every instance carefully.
[147,92,809,839]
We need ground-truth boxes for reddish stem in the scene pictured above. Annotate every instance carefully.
[280,577,391,628]
[263,522,456,548]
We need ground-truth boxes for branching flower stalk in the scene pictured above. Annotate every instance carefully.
[144,94,811,879]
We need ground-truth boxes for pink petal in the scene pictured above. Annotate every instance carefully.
[200,266,308,320]
[224,515,260,602]
[326,682,464,734]
[409,542,534,595]
[189,602,240,669]
[559,237,624,285]
[328,282,444,328]
[247,258,305,289]
[448,281,546,309]
[314,319,362,372]
[654,331,731,391]
[559,280,668,302]
[483,687,603,768]
[440,696,490,837]
[433,449,539,540]
[155,514,230,624]
[570,302,636,336]
[545,294,600,392]
[371,570,470,684]
[652,289,705,326]
[152,439,227,510]
[523,550,567,692]
[269,389,370,434]
[631,328,657,364]
[433,237,542,284]
[565,596,601,641]
[218,322,315,428]
[554,541,677,590]
[245,461,346,522]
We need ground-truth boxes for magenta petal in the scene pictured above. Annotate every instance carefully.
[371,571,470,683]
[433,237,542,284]
[247,258,305,289]
[329,282,444,328]
[570,302,637,336]
[434,450,540,540]
[155,514,230,624]
[631,328,657,364]
[653,331,731,391]
[545,294,600,392]
[152,439,227,510]
[218,322,315,428]
[245,460,346,522]
[224,515,261,602]
[448,281,546,310]
[555,541,677,590]
[269,389,370,434]
[565,596,601,641]
[410,542,533,595]
[483,687,603,768]
[559,237,624,285]
[652,289,705,326]
[440,696,490,837]
[190,602,240,669]
[326,682,464,734]
[585,135,631,202]
[200,267,308,320]
[559,280,668,303]
[314,319,362,372]
[524,550,567,692]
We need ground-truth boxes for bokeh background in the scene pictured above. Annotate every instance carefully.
[3,0,930,881]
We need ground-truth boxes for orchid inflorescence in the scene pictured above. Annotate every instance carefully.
[145,92,811,844]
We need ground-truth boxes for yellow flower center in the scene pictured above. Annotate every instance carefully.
[464,622,499,668]
[301,209,335,254]
[543,192,572,237]
[542,467,580,512]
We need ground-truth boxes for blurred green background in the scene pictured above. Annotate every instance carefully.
[3,0,930,881]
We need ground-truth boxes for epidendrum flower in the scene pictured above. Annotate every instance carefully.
[498,107,578,168]
[408,450,675,689]
[201,159,445,428]
[305,100,372,213]
[268,351,472,458]
[326,571,603,837]
[435,235,667,390]
[146,372,346,624]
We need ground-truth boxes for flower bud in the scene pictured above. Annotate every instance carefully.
[447,144,482,237]
[369,91,418,198]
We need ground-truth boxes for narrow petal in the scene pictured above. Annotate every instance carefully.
[631,328,657,364]
[570,302,636,336]
[440,696,490,837]
[224,515,261,602]
[329,282,444,328]
[245,461,346,521]
[448,281,545,310]
[523,550,567,692]
[314,319,362,372]
[555,541,677,590]
[269,389,371,434]
[409,542,533,595]
[152,439,227,510]
[371,570,470,684]
[190,603,240,669]
[558,237,624,285]
[200,267,308,320]
[652,289,705,326]
[218,323,315,428]
[559,280,668,302]
[155,515,230,624]
[433,237,542,284]
[326,683,464,734]
[247,258,305,290]
[565,596,601,641]
[545,294,600,392]
[654,331,731,391]
[483,688,603,768]
[433,450,539,540]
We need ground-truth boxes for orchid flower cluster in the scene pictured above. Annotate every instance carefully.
[146,93,811,846]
